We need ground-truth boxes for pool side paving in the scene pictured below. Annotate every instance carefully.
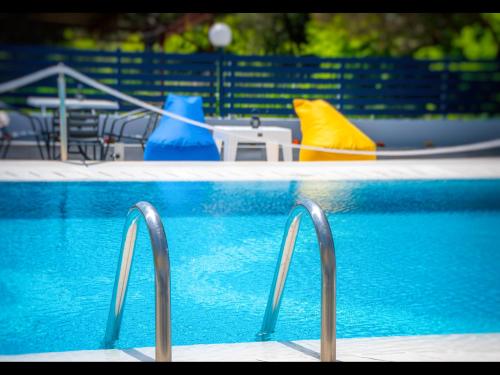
[0,158,500,181]
[1,334,500,361]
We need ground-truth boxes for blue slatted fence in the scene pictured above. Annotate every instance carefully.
[222,55,500,117]
[0,44,499,118]
[0,44,218,115]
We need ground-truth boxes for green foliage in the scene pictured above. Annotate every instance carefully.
[453,24,498,59]
[303,13,500,60]
[215,13,310,55]
[220,14,264,55]
[62,29,145,52]
[9,13,500,59]
[414,45,448,60]
[163,24,211,53]
[302,16,380,57]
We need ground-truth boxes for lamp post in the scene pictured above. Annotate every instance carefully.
[209,23,232,118]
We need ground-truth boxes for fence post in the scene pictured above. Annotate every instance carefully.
[225,54,232,118]
[217,49,225,118]
[116,47,121,90]
[57,63,68,162]
[338,60,344,111]
[440,61,449,118]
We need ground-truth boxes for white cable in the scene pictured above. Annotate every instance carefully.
[0,65,62,94]
[2,63,500,157]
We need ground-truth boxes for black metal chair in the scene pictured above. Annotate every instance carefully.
[0,101,48,159]
[50,109,106,160]
[0,126,11,159]
[102,109,160,159]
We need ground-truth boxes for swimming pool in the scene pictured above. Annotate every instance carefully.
[0,180,499,355]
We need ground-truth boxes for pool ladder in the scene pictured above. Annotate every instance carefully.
[257,197,337,362]
[103,197,336,362]
[103,201,171,361]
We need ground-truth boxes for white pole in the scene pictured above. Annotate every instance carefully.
[57,64,68,161]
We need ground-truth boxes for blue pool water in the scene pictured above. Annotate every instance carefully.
[0,180,500,355]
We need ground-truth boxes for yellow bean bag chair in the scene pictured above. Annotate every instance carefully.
[294,99,376,161]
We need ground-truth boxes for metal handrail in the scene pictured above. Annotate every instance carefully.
[103,201,171,362]
[257,197,336,362]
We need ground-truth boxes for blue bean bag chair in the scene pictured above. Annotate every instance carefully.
[144,94,220,161]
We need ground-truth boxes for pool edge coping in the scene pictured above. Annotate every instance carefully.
[1,158,500,182]
[2,333,500,362]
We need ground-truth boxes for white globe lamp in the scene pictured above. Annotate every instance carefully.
[209,23,232,48]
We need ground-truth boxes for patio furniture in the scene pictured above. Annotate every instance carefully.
[213,125,293,162]
[27,96,119,115]
[144,94,220,161]
[293,99,376,161]
[0,101,48,159]
[102,109,160,160]
[49,109,106,160]
[27,96,120,160]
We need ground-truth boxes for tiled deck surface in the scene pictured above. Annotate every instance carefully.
[1,159,499,361]
[0,158,499,181]
[1,334,500,362]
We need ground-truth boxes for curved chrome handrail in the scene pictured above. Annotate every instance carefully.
[103,201,171,362]
[257,197,336,362]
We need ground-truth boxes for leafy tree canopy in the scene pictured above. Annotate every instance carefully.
[1,13,499,59]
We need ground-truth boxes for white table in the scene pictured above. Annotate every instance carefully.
[27,96,120,161]
[27,96,119,115]
[213,126,293,162]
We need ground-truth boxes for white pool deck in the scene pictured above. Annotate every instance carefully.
[1,158,500,362]
[0,158,499,181]
[1,334,500,362]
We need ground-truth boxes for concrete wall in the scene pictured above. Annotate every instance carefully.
[3,112,500,160]
[207,117,500,147]
[207,117,500,159]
